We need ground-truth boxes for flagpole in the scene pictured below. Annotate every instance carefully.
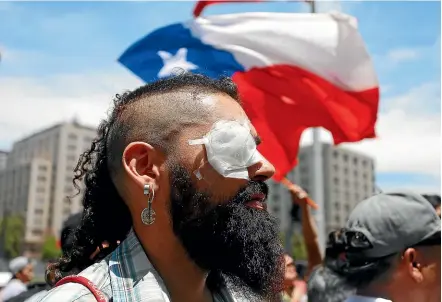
[309,0,326,255]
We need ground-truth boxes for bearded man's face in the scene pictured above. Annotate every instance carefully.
[168,163,284,301]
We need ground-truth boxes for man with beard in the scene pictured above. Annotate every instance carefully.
[30,73,284,302]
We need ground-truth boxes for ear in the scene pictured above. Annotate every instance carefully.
[403,248,424,284]
[122,142,161,191]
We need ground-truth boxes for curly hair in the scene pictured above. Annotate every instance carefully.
[46,72,239,285]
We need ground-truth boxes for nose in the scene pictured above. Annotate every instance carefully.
[248,156,275,182]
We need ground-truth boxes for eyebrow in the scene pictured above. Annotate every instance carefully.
[254,135,262,146]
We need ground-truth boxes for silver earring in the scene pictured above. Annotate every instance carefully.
[141,184,156,225]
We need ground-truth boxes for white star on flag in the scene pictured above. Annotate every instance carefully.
[157,48,198,78]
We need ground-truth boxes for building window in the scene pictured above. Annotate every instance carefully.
[273,194,280,201]
[301,178,309,187]
[333,150,339,158]
[344,179,349,186]
[32,229,43,236]
[355,193,360,201]
[334,215,340,224]
[333,177,339,185]
[272,206,280,213]
[344,204,350,212]
[343,154,348,162]
[66,176,73,183]
[38,166,47,171]
[37,176,46,182]
[67,145,76,151]
[67,155,76,162]
[362,160,367,167]
[68,133,78,140]
[353,157,358,165]
[84,136,94,143]
[334,202,340,210]
[344,168,348,175]
[36,187,45,193]
[34,209,43,215]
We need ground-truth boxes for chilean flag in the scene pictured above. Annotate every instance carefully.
[118,12,379,181]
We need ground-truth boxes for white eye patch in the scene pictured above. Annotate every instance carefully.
[188,120,263,180]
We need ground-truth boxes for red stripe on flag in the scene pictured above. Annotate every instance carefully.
[193,0,311,17]
[232,64,379,181]
[194,0,262,17]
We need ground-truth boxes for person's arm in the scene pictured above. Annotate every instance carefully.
[287,184,322,279]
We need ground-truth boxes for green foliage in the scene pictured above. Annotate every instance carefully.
[41,235,61,260]
[0,215,25,259]
[291,232,307,260]
[279,230,308,260]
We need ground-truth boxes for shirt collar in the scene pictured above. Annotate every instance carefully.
[106,229,239,302]
[107,229,170,301]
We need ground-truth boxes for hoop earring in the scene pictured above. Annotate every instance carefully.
[141,184,156,225]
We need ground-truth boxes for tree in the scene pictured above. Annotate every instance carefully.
[279,231,307,260]
[0,215,25,259]
[41,235,61,260]
[291,232,307,260]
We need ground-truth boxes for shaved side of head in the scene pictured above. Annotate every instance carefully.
[105,73,240,180]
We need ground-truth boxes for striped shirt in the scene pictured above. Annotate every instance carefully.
[29,229,242,302]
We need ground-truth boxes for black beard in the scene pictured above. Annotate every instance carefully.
[168,163,284,301]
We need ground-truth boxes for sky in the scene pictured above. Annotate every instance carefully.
[0,1,440,193]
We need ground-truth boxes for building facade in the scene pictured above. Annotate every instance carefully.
[0,121,96,253]
[0,151,7,171]
[267,143,376,245]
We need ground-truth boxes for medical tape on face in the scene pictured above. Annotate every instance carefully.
[188,120,263,180]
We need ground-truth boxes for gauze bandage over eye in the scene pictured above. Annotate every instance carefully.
[188,120,264,180]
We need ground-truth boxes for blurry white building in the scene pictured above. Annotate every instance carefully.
[267,143,376,240]
[0,121,96,254]
[0,151,7,171]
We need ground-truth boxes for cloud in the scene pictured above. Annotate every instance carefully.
[301,81,441,179]
[387,48,419,63]
[0,68,143,150]
[374,35,441,73]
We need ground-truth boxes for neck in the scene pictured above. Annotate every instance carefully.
[134,223,212,302]
[284,283,293,295]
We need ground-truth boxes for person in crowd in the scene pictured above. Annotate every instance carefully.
[30,73,285,302]
[10,213,115,302]
[283,184,322,302]
[308,191,441,302]
[283,254,307,302]
[1,257,34,301]
[422,194,441,218]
